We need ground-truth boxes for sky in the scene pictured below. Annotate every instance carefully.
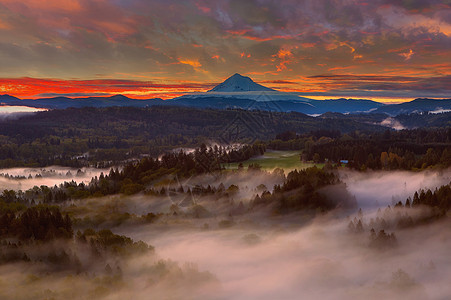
[0,0,450,102]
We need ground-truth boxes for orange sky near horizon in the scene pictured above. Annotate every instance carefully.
[0,75,448,103]
[0,0,449,102]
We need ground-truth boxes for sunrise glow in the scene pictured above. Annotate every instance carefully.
[0,0,449,102]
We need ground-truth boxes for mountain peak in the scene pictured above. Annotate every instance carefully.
[109,94,130,100]
[0,94,21,103]
[0,94,19,99]
[208,73,275,92]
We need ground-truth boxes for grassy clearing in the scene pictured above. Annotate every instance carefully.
[223,150,324,172]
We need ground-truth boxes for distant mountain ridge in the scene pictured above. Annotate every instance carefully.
[166,96,384,115]
[0,94,165,109]
[374,98,451,116]
[1,73,450,115]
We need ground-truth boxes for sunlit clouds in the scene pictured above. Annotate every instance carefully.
[0,0,449,101]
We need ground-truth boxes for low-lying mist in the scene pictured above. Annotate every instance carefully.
[119,211,450,300]
[1,167,450,299]
[340,168,451,208]
[102,168,449,299]
[0,166,109,191]
[0,106,47,121]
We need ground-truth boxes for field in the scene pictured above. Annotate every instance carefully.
[223,150,324,171]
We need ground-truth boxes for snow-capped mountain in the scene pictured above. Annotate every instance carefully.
[2,73,448,116]
[170,73,387,113]
[174,73,311,102]
[208,73,275,92]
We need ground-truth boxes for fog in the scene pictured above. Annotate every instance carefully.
[0,106,46,121]
[109,169,450,299]
[1,168,450,299]
[429,109,451,114]
[3,213,450,299]
[121,212,450,300]
[59,169,285,228]
[340,168,451,209]
[0,243,219,300]
[380,117,406,130]
[0,166,109,191]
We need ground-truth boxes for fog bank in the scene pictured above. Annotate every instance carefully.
[123,214,450,300]
[340,169,451,209]
[0,166,108,191]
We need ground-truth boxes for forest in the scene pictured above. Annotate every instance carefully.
[0,106,449,171]
[269,128,451,170]
[0,106,450,299]
[0,106,402,167]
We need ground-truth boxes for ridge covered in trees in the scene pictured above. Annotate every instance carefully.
[0,106,383,167]
[347,182,450,250]
[252,166,353,213]
[268,128,450,170]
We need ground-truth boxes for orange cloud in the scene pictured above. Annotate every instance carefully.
[276,48,293,59]
[178,58,202,68]
[1,0,82,12]
[301,43,316,48]
[226,29,251,35]
[91,19,137,37]
[399,49,414,61]
[242,35,294,42]
[0,0,448,102]
[327,66,357,71]
[225,28,296,42]
[273,46,297,72]
[0,77,214,99]
[195,2,211,14]
[0,18,10,30]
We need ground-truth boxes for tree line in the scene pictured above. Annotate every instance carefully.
[0,106,383,168]
[0,144,265,203]
[267,128,450,170]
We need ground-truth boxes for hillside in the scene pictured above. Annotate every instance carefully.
[0,106,385,167]
[374,98,451,116]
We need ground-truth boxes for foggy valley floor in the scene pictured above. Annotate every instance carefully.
[0,165,450,300]
[0,112,449,299]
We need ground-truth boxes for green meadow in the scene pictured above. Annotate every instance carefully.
[223,150,324,172]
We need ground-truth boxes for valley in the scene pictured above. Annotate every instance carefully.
[1,0,450,298]
[0,106,449,299]
[223,150,322,171]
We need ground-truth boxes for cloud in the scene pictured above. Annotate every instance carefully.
[36,92,110,98]
[380,117,406,130]
[0,0,449,99]
[296,74,451,99]
[178,58,202,69]
[259,80,298,85]
[0,77,216,99]
[340,169,451,209]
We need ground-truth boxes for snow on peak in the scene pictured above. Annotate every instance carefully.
[208,73,275,92]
